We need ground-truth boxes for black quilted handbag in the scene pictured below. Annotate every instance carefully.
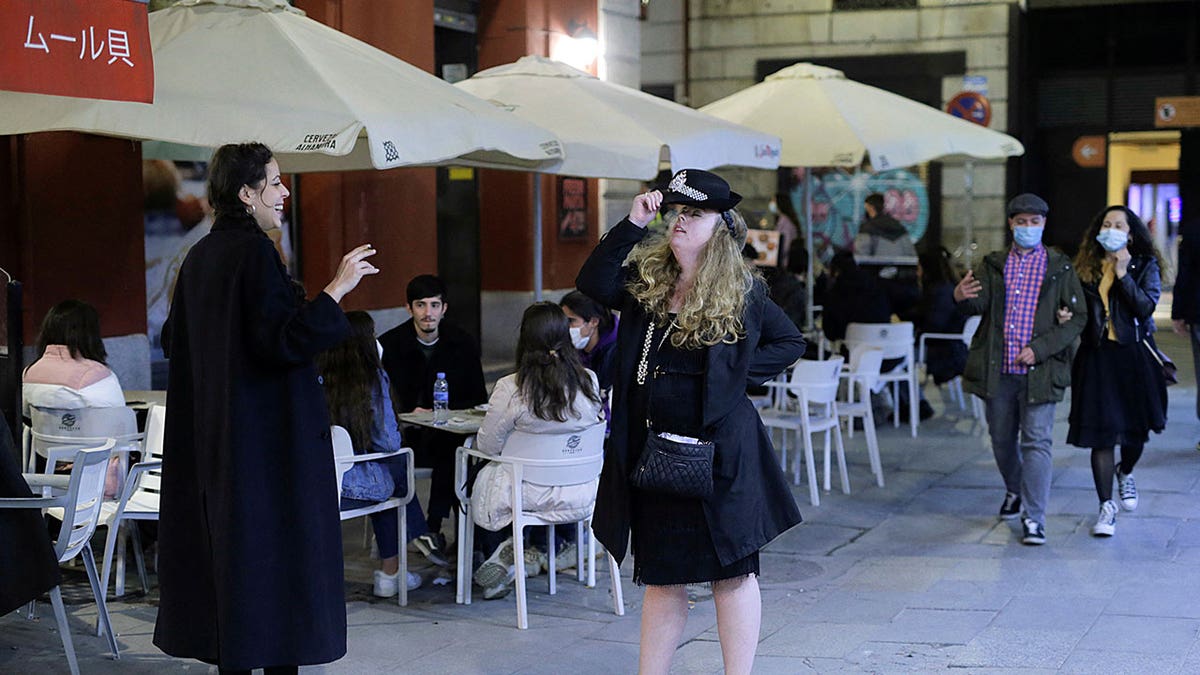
[630,431,714,499]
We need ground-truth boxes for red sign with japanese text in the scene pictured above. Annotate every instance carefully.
[1,0,153,103]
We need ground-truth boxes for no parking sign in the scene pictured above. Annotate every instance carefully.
[946,92,991,127]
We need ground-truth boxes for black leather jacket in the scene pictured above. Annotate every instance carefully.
[1080,255,1160,347]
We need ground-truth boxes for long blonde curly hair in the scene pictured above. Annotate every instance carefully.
[626,208,758,350]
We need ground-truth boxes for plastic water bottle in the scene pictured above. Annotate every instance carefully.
[432,372,449,425]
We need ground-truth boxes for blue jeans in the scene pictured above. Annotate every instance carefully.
[341,454,429,559]
[984,374,1056,525]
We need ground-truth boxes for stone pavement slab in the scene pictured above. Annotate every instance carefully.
[7,329,1200,673]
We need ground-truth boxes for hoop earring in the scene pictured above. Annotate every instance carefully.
[246,203,255,215]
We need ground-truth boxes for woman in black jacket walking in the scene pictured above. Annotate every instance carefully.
[577,169,803,675]
[1067,205,1167,537]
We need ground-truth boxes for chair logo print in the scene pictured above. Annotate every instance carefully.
[59,413,78,430]
[564,434,582,454]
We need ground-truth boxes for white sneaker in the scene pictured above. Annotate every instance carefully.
[474,537,516,589]
[1116,470,1139,511]
[554,541,579,573]
[374,569,422,597]
[523,545,547,577]
[1091,500,1117,537]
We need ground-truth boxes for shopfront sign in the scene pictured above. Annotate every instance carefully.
[1071,136,1106,168]
[1155,97,1200,128]
[1,0,153,103]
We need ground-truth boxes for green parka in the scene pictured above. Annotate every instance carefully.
[957,247,1086,404]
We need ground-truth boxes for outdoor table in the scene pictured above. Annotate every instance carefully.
[397,408,486,438]
[123,390,167,409]
[399,408,490,604]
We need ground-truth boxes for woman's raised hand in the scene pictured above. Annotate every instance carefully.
[630,190,663,228]
[323,244,379,303]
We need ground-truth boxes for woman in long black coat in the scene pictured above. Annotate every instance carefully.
[577,170,804,675]
[0,411,59,615]
[153,143,378,673]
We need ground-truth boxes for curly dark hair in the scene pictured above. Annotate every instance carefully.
[1074,205,1164,285]
[515,302,601,423]
[315,311,400,453]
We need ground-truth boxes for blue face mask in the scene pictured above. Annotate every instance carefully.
[1012,226,1044,249]
[1096,228,1128,253]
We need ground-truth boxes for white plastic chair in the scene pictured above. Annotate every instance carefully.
[918,315,982,418]
[455,422,625,629]
[98,403,166,604]
[839,346,885,488]
[759,357,847,506]
[330,425,416,606]
[27,406,141,476]
[0,441,120,674]
[844,322,919,437]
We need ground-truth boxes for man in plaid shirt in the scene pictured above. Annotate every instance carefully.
[955,194,1086,546]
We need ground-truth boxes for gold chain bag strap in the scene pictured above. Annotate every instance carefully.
[628,319,715,499]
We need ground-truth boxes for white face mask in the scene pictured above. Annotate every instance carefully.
[569,325,590,350]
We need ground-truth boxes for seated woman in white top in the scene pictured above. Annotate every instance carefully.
[23,300,124,415]
[471,302,604,600]
[23,299,125,497]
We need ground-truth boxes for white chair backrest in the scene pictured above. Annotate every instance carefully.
[845,322,914,362]
[500,422,606,487]
[30,406,138,462]
[331,425,355,497]
[961,315,982,344]
[847,345,885,393]
[787,357,844,405]
[136,404,167,495]
[55,440,117,563]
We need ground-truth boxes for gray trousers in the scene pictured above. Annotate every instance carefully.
[984,374,1056,525]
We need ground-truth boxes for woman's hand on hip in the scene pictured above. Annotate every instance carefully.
[630,190,663,228]
[324,244,379,303]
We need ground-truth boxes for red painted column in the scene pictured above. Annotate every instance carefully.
[477,0,600,293]
[293,0,438,309]
[0,133,145,341]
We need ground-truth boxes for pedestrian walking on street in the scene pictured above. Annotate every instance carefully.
[1171,217,1200,450]
[577,169,804,675]
[154,143,378,673]
[955,193,1085,546]
[1067,206,1167,537]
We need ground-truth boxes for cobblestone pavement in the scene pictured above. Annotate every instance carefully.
[5,329,1200,674]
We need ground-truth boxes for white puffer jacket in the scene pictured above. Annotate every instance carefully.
[471,371,604,531]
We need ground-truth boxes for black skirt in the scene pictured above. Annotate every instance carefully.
[1067,338,1167,449]
[626,321,759,586]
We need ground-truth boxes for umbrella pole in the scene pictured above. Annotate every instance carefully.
[533,172,543,302]
[964,159,976,270]
[804,170,815,332]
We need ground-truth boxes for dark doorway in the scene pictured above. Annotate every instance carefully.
[434,2,481,342]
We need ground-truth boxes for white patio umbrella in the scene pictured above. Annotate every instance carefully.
[456,55,782,298]
[0,0,563,172]
[701,62,1025,328]
[700,62,1023,170]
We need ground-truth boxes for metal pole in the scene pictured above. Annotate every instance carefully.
[5,279,22,448]
[804,170,815,332]
[964,159,976,269]
[533,173,543,302]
